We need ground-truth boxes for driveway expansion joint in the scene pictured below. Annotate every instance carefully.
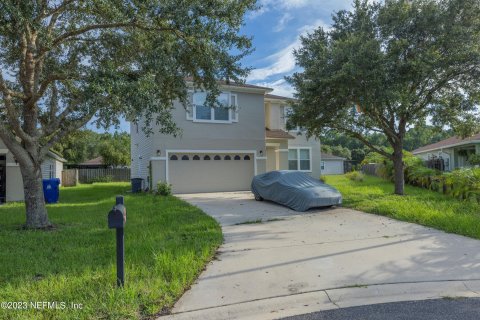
[219,233,431,253]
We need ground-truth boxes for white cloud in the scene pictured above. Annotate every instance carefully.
[247,19,329,82]
[274,13,293,32]
[253,0,352,18]
[278,0,310,9]
[248,40,299,81]
[255,79,296,98]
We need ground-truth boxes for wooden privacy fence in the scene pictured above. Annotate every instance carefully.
[78,168,131,183]
[362,163,382,177]
[62,169,78,187]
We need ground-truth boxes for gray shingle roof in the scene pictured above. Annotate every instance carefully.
[321,152,346,160]
[412,133,480,154]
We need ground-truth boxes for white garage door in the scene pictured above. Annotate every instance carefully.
[168,153,255,194]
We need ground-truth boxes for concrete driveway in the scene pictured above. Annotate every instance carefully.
[161,192,480,320]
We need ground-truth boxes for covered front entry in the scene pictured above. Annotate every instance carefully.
[265,140,289,172]
[168,152,255,194]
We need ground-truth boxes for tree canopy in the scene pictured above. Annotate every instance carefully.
[53,129,130,166]
[288,0,480,195]
[0,0,257,228]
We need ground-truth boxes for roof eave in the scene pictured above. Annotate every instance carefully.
[412,140,480,154]
[186,81,273,94]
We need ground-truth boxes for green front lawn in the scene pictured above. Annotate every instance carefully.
[326,175,480,239]
[0,183,222,319]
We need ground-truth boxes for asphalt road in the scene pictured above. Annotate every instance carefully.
[281,298,480,320]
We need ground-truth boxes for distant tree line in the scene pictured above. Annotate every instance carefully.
[53,130,130,167]
[321,124,452,163]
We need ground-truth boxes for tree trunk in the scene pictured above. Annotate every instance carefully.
[392,146,405,195]
[20,162,50,229]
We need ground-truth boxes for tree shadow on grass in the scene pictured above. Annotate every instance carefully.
[0,189,221,291]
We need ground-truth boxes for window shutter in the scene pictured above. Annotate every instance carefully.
[230,94,238,122]
[186,91,194,120]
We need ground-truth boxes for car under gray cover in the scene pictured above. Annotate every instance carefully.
[251,171,342,211]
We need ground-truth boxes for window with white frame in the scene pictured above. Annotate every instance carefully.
[284,107,303,132]
[321,161,325,170]
[189,91,238,123]
[288,148,311,171]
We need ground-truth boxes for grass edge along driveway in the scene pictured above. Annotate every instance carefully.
[326,175,480,240]
[0,183,222,320]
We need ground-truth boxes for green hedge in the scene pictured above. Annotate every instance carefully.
[363,151,480,203]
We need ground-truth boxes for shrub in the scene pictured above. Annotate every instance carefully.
[444,168,480,201]
[468,154,480,166]
[345,171,364,182]
[360,149,480,203]
[156,181,172,196]
[91,175,114,183]
[404,163,439,189]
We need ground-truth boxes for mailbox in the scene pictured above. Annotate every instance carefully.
[108,204,126,229]
[108,195,126,287]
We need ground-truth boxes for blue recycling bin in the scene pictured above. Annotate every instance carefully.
[43,178,60,204]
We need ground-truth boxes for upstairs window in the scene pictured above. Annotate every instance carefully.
[189,91,238,123]
[284,107,304,132]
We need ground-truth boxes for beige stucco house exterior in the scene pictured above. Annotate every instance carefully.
[0,138,66,203]
[130,83,322,194]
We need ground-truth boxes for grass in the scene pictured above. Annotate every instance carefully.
[325,175,480,239]
[0,183,222,320]
[234,219,263,225]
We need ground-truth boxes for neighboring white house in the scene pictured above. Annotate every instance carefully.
[0,139,66,203]
[320,152,346,175]
[130,82,323,194]
[412,133,480,171]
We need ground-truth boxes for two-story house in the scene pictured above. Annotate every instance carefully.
[130,82,322,194]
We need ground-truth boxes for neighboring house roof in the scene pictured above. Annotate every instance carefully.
[265,93,294,101]
[321,152,346,160]
[80,156,104,166]
[47,150,67,163]
[412,133,480,154]
[265,128,295,140]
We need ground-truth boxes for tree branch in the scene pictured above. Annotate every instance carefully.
[42,110,96,154]
[344,128,393,160]
[0,74,34,143]
[49,22,178,49]
[39,0,76,20]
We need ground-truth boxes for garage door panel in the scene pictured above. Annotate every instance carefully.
[169,153,254,194]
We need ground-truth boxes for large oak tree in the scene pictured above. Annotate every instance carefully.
[288,0,480,195]
[0,0,256,228]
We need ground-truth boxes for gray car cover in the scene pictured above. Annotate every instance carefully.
[251,171,342,211]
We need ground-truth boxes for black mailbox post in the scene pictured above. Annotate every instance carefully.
[108,196,126,287]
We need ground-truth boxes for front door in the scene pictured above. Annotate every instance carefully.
[0,155,5,203]
[266,146,279,172]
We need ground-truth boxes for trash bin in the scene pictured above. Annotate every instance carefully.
[43,178,60,204]
[131,178,143,193]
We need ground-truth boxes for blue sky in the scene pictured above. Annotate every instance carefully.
[241,0,353,97]
[100,0,354,132]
